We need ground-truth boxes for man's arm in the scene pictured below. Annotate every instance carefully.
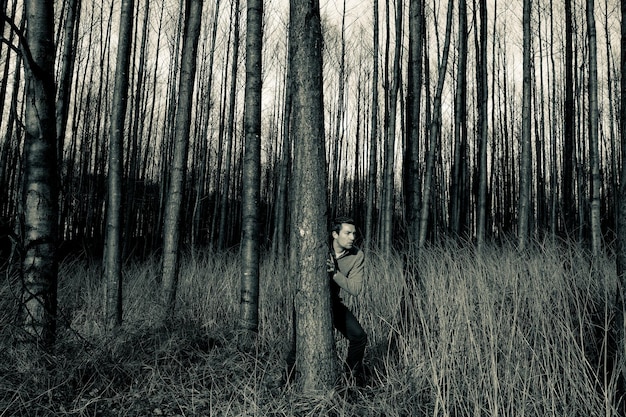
[332,250,365,296]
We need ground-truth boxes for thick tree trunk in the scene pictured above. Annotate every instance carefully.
[161,0,203,322]
[239,0,263,350]
[20,0,59,348]
[288,0,337,392]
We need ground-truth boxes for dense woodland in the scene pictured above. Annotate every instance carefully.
[1,0,622,255]
[2,0,626,403]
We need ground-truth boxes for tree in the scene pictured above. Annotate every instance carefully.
[161,0,203,322]
[563,0,575,235]
[55,0,80,165]
[475,0,488,248]
[517,0,532,250]
[217,0,241,250]
[587,0,601,254]
[20,0,59,347]
[404,0,424,248]
[419,0,454,247]
[239,0,263,350]
[104,0,134,330]
[449,0,468,238]
[364,0,380,251]
[288,0,338,392]
[615,0,626,411]
[380,0,402,255]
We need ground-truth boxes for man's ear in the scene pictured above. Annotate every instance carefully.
[331,231,338,239]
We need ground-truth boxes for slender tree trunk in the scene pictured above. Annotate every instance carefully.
[104,0,134,329]
[404,0,423,247]
[517,0,532,250]
[615,1,626,412]
[0,0,19,135]
[161,0,203,322]
[273,59,291,259]
[20,0,59,348]
[587,0,601,253]
[55,0,80,166]
[563,0,575,236]
[192,0,221,247]
[123,0,150,259]
[365,0,379,251]
[239,0,263,350]
[381,0,402,256]
[419,0,454,247]
[288,0,337,392]
[450,0,468,238]
[0,0,21,219]
[476,0,488,248]
[549,0,558,238]
[218,0,241,249]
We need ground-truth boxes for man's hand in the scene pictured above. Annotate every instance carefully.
[326,253,336,273]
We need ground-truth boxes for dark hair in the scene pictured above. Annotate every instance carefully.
[331,216,355,234]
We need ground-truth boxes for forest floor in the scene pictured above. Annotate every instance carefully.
[1,321,415,416]
[0,239,623,416]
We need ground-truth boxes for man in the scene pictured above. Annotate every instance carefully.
[327,216,368,384]
[285,216,368,386]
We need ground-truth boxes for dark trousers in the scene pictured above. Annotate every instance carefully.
[287,300,367,375]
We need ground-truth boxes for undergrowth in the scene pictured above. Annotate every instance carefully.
[0,238,621,416]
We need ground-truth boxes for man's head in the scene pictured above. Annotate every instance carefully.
[331,216,357,252]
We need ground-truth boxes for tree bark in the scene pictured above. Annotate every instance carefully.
[217,0,241,250]
[20,0,59,348]
[55,0,80,166]
[364,0,380,251]
[563,0,575,235]
[418,0,454,247]
[404,0,424,247]
[476,0,488,248]
[587,0,601,253]
[517,0,532,250]
[161,0,203,322]
[616,0,626,412]
[239,0,263,350]
[288,0,337,392]
[450,0,468,238]
[104,0,134,330]
[381,0,402,256]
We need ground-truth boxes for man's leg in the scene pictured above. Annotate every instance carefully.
[332,302,367,376]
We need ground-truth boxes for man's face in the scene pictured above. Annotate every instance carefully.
[333,223,357,251]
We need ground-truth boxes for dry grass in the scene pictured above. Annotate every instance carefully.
[0,238,621,416]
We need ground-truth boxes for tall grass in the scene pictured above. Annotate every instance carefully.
[0,239,620,416]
